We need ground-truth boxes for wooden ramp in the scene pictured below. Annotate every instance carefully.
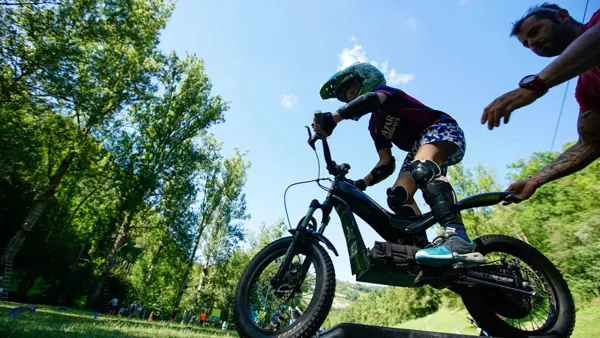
[318,322,486,338]
[318,323,561,338]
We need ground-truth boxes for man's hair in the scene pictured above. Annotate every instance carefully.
[510,2,582,37]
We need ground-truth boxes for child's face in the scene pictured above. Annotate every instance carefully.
[345,80,360,102]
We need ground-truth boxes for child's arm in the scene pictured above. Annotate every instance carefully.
[334,92,388,122]
[313,92,388,136]
[350,147,395,190]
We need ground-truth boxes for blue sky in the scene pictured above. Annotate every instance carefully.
[159,0,598,282]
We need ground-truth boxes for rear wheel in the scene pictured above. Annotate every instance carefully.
[461,235,575,337]
[233,236,336,338]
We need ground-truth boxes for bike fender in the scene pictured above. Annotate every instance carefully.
[309,231,339,257]
[289,229,339,257]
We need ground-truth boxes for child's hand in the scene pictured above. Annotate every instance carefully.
[312,114,325,136]
[312,111,337,137]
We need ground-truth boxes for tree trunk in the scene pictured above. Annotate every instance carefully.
[87,208,134,309]
[1,151,76,264]
[195,257,210,301]
[174,229,203,308]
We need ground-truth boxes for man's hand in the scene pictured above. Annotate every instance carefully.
[481,88,541,130]
[504,177,540,204]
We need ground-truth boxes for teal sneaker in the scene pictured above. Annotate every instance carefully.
[415,232,485,267]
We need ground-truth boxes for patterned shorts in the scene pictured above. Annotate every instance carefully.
[399,122,466,176]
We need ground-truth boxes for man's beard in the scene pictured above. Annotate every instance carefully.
[541,22,577,57]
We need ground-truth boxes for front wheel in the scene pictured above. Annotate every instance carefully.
[233,236,336,338]
[460,235,576,337]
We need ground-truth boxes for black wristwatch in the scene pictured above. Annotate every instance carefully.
[519,74,548,97]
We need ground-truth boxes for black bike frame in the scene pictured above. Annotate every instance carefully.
[290,175,512,285]
[275,126,513,288]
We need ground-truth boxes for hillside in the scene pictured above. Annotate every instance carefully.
[396,301,600,338]
[331,280,384,309]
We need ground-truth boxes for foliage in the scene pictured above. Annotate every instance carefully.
[1,0,600,333]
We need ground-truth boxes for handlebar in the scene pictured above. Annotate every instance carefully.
[306,111,350,178]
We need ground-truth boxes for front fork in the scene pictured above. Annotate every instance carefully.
[272,197,333,290]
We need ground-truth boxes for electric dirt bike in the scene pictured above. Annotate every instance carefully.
[233,114,576,338]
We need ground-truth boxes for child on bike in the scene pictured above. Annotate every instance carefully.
[313,62,483,267]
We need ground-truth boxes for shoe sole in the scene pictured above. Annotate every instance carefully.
[416,252,486,267]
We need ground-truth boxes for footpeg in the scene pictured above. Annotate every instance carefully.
[457,252,486,265]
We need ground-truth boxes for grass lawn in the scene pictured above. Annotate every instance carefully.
[0,302,237,338]
[396,299,600,337]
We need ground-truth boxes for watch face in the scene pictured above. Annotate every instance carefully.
[520,75,536,85]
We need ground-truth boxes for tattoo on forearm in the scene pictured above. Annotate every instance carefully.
[536,109,599,185]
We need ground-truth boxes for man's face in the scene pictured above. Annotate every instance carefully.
[517,11,577,57]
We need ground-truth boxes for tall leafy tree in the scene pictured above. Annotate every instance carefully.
[1,0,174,263]
[88,52,227,307]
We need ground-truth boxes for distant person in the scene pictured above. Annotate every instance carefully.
[170,307,178,323]
[108,297,118,315]
[481,3,600,202]
[137,303,144,319]
[128,300,137,318]
[315,62,483,267]
[181,309,188,325]
[200,312,207,326]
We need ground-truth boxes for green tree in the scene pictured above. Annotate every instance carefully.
[1,0,174,263]
[88,52,227,308]
[194,150,250,304]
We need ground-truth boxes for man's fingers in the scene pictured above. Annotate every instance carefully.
[488,112,495,130]
[504,112,510,124]
[505,194,523,204]
[481,107,490,124]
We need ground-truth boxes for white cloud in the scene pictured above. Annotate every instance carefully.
[405,18,417,32]
[337,40,414,86]
[337,44,369,70]
[386,69,415,85]
[280,94,297,109]
[459,0,469,6]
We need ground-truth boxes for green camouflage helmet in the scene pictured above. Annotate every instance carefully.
[319,62,386,102]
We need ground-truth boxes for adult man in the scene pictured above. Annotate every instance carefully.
[481,3,600,202]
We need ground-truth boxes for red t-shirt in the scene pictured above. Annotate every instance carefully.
[575,9,600,112]
[367,84,457,152]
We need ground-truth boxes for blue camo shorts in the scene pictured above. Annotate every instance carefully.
[399,122,466,176]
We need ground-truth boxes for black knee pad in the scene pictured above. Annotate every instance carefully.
[386,186,408,214]
[409,160,442,189]
[422,179,463,226]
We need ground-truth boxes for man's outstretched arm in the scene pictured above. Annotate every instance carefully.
[507,109,600,202]
[537,23,600,89]
[532,109,600,185]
